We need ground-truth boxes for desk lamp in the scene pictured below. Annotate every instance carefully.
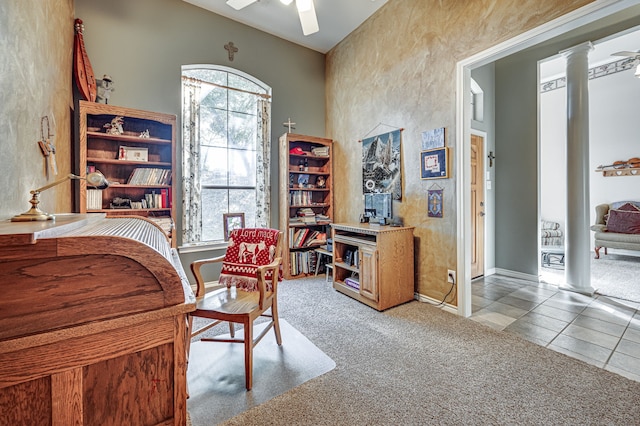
[12,172,109,222]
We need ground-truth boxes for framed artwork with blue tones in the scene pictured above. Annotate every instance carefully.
[420,147,449,179]
[428,189,443,218]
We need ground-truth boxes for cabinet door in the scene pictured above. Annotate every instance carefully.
[359,245,378,301]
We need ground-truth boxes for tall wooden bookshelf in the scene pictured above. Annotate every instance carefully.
[78,101,177,246]
[279,133,333,279]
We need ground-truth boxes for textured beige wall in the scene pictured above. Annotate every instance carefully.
[326,0,594,302]
[0,0,74,220]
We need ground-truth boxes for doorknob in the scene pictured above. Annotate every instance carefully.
[479,211,485,217]
[480,201,484,207]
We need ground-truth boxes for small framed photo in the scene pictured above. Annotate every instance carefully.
[420,147,449,179]
[223,213,245,241]
[118,146,148,162]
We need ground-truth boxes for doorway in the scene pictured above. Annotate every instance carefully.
[455,0,640,318]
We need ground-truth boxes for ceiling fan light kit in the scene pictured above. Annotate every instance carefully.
[226,0,256,11]
[297,0,319,35]
[226,0,319,36]
[611,50,640,78]
[296,0,313,12]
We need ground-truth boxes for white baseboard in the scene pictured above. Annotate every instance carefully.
[484,267,497,276]
[414,293,458,315]
[493,268,539,283]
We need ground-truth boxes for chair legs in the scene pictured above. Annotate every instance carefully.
[272,301,282,346]
[192,305,282,391]
[244,317,253,390]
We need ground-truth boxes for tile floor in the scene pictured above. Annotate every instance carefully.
[470,274,640,382]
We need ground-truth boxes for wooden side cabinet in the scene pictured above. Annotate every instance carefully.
[332,223,415,311]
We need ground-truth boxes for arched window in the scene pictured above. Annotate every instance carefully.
[182,65,272,245]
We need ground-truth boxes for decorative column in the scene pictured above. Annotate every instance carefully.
[560,41,594,295]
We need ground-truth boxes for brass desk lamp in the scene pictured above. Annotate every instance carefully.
[12,172,109,222]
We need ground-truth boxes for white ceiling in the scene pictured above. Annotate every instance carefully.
[182,0,388,53]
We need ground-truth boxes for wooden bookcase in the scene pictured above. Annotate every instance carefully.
[78,101,176,246]
[332,223,415,311]
[279,133,333,279]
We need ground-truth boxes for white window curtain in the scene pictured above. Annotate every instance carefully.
[182,79,202,244]
[256,98,271,228]
[181,78,271,245]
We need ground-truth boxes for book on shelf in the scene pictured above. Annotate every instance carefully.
[86,189,102,210]
[289,250,317,276]
[127,168,171,185]
[305,231,327,246]
[294,228,309,248]
[147,217,173,236]
[344,277,360,290]
[141,191,166,209]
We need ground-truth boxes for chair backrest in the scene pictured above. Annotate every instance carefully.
[219,228,282,291]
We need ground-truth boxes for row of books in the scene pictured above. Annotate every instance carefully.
[289,250,317,276]
[289,208,331,225]
[341,248,360,268]
[128,168,171,185]
[147,217,173,236]
[290,191,324,206]
[289,228,327,248]
[129,190,170,209]
[87,189,103,210]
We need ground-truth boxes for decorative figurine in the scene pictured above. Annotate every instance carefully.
[139,129,150,138]
[104,116,124,135]
[96,75,114,104]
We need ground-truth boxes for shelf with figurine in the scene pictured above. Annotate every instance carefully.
[78,101,177,246]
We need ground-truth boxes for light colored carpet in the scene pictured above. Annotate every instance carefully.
[214,277,640,425]
[187,318,335,425]
[541,253,640,302]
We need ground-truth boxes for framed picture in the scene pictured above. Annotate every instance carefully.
[420,147,449,179]
[223,213,245,241]
[119,146,148,162]
[421,127,445,150]
[427,189,443,218]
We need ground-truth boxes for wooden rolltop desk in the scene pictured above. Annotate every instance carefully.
[0,214,195,425]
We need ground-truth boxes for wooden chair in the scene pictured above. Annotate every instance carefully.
[188,228,283,390]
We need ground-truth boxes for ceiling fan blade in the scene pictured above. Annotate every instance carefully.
[226,0,257,10]
[297,0,319,36]
[611,50,640,57]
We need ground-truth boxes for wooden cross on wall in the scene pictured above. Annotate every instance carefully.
[224,42,238,61]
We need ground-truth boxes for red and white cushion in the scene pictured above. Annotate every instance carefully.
[219,228,281,291]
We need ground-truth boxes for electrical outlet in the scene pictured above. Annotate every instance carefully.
[447,269,456,284]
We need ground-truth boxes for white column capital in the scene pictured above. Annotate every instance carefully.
[560,41,594,58]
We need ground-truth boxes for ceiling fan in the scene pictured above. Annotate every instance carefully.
[226,0,319,36]
[611,50,640,77]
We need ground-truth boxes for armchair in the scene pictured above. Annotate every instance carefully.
[188,228,283,390]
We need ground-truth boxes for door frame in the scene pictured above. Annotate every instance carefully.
[454,0,638,317]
